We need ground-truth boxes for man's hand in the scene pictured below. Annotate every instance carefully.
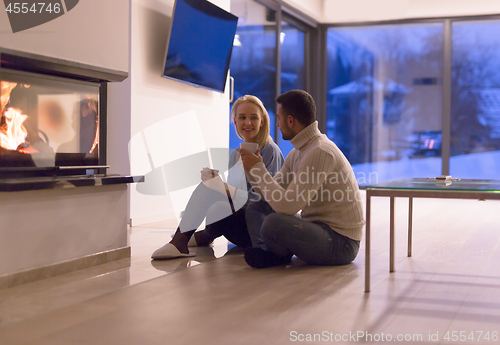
[240,148,263,172]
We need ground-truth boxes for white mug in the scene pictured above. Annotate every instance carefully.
[240,142,258,153]
[202,167,219,178]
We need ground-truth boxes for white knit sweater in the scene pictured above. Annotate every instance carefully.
[248,121,365,241]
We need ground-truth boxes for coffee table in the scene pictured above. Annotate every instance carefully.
[364,178,500,292]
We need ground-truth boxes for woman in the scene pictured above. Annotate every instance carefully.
[152,95,284,259]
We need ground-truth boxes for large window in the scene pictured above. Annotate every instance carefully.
[450,19,500,179]
[327,24,444,184]
[326,17,500,184]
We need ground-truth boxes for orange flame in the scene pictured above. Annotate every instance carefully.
[0,108,29,150]
[1,81,18,114]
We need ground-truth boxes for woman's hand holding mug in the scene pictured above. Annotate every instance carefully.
[201,167,219,182]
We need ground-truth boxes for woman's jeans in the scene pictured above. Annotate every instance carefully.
[178,183,252,248]
[245,199,360,265]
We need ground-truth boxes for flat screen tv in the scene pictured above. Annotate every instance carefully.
[162,0,238,93]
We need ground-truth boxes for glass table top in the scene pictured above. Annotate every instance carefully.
[366,178,500,192]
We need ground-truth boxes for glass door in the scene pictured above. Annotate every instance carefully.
[278,15,306,157]
[229,0,278,149]
[450,19,500,179]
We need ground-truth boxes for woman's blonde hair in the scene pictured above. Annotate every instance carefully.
[231,95,271,149]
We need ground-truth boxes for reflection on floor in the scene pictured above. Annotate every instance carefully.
[1,191,500,345]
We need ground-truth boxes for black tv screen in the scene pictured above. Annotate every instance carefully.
[162,0,238,93]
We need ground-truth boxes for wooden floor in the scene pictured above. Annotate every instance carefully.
[1,191,500,345]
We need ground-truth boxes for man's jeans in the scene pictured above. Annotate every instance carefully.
[245,199,360,265]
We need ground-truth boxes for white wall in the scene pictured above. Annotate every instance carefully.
[323,0,500,23]
[128,0,231,225]
[283,0,325,22]
[0,0,128,71]
[0,185,128,276]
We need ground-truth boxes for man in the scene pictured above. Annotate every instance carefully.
[239,90,365,268]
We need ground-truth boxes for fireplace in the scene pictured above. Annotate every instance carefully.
[0,49,127,179]
[0,50,142,287]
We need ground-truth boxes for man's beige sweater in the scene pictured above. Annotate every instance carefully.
[248,121,365,241]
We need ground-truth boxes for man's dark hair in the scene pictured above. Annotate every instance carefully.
[275,90,316,126]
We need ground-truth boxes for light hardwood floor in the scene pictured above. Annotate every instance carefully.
[1,191,499,345]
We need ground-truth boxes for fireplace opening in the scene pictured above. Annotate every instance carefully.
[1,69,100,172]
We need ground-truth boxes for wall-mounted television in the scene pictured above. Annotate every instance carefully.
[162,0,238,93]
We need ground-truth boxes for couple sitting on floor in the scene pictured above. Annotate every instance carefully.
[152,90,365,268]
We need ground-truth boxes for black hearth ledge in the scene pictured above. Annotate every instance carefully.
[0,175,145,192]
